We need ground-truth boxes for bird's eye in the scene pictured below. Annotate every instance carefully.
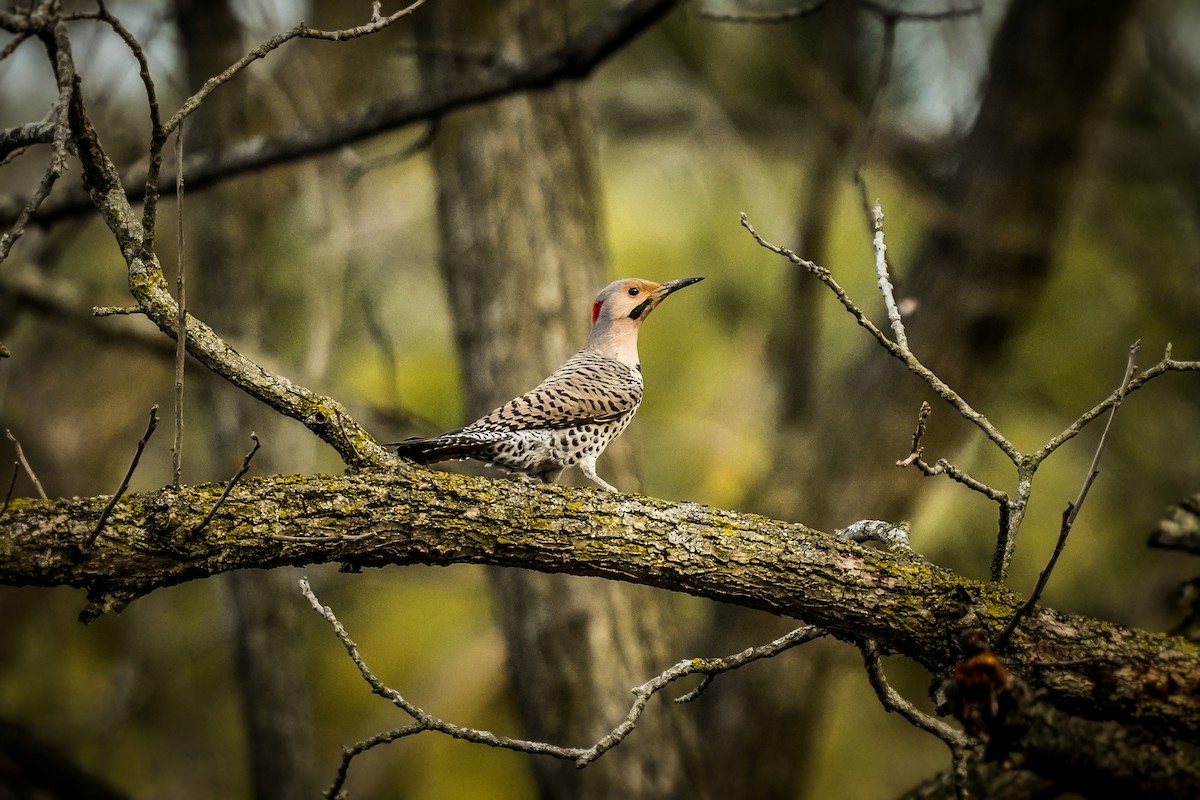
[628,287,640,296]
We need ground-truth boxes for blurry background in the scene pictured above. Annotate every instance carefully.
[1,0,1199,797]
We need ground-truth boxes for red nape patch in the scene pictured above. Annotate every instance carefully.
[591,300,604,325]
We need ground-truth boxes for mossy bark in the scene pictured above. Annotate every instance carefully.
[3,469,1198,747]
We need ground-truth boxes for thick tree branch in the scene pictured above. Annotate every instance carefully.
[2,469,1198,743]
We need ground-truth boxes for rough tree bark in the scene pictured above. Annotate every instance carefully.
[4,470,1200,759]
[415,2,706,796]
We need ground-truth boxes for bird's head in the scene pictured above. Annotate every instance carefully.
[586,276,703,365]
[590,276,704,327]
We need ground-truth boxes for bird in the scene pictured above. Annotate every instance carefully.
[390,276,703,492]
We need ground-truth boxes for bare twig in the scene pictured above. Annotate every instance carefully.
[0,461,17,520]
[32,0,681,226]
[999,343,1141,647]
[896,401,931,467]
[0,121,54,161]
[741,213,1020,462]
[871,202,907,348]
[1032,345,1200,466]
[172,125,186,487]
[191,433,261,536]
[899,406,1010,506]
[1062,341,1141,530]
[0,29,30,62]
[744,213,1200,583]
[300,576,824,797]
[4,429,47,500]
[83,1,162,132]
[859,640,975,800]
[163,0,430,137]
[77,0,166,248]
[0,15,74,264]
[85,406,159,550]
[860,640,972,747]
[92,305,145,316]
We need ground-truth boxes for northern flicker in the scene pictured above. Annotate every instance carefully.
[390,276,703,492]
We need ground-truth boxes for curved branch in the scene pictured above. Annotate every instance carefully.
[741,213,1022,462]
[2,469,1198,743]
[63,52,389,469]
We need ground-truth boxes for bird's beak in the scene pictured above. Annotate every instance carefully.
[629,276,703,321]
[654,276,704,298]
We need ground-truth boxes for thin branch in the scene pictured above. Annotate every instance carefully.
[85,406,159,550]
[859,640,975,800]
[301,576,825,796]
[1062,341,1140,531]
[191,433,261,536]
[92,305,145,316]
[860,640,973,747]
[746,215,1199,586]
[4,429,47,500]
[172,125,186,487]
[871,202,907,348]
[88,1,162,129]
[999,343,1141,647]
[0,16,73,264]
[0,121,54,161]
[900,413,1010,507]
[327,724,426,798]
[896,401,932,467]
[162,0,430,137]
[0,29,31,62]
[1033,346,1200,466]
[741,212,1021,462]
[0,461,17,520]
[67,86,390,467]
[32,0,682,226]
[80,0,166,248]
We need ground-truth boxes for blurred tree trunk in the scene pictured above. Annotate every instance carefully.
[174,3,318,798]
[697,7,867,799]
[416,2,707,797]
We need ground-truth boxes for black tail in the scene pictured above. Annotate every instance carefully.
[389,433,495,464]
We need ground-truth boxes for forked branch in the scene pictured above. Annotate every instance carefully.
[301,577,824,797]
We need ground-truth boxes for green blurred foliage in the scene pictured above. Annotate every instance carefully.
[2,0,1199,797]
